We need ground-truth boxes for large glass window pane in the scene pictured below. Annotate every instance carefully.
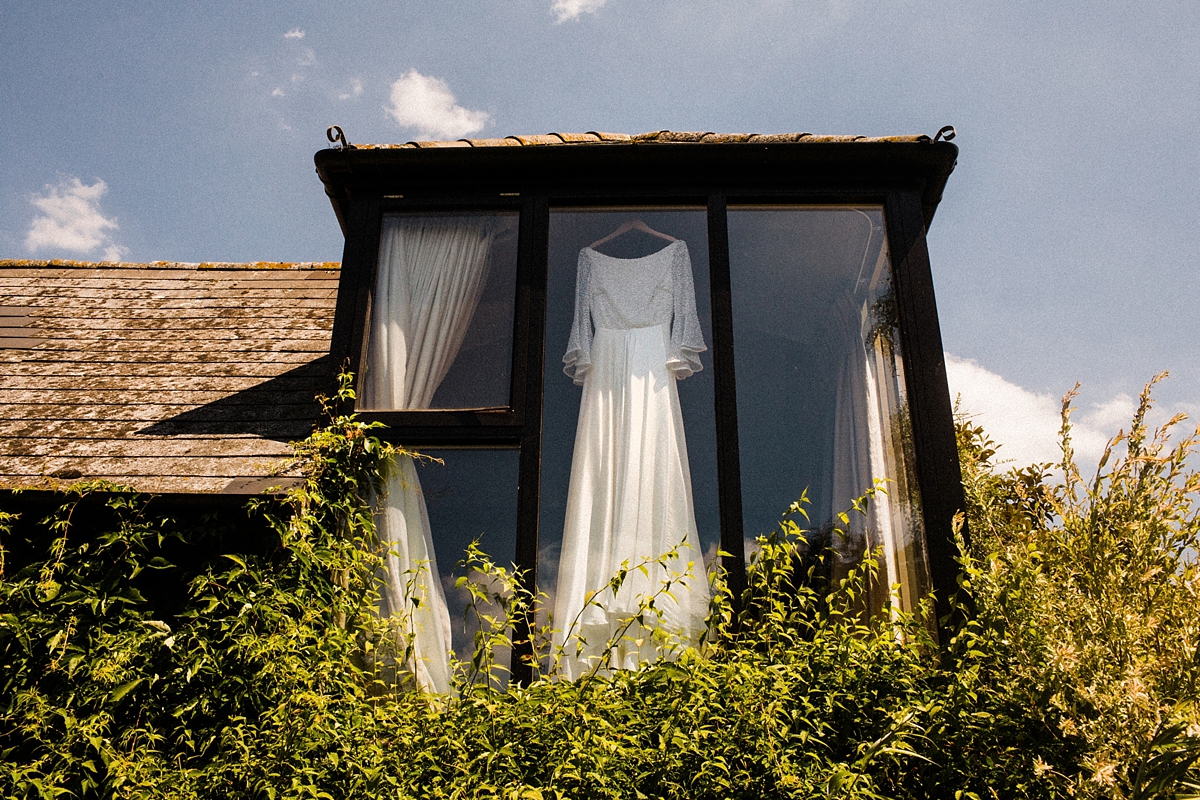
[360,211,518,410]
[539,208,718,676]
[728,206,930,614]
[377,448,519,689]
[420,449,519,676]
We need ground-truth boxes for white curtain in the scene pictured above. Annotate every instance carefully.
[829,290,914,616]
[365,215,497,693]
[863,326,924,614]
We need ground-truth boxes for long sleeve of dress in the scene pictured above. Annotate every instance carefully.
[666,241,707,380]
[562,248,593,385]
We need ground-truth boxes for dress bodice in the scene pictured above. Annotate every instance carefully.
[586,245,676,330]
[563,239,707,386]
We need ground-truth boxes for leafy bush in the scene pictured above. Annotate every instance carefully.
[1,376,1197,799]
[954,376,1200,798]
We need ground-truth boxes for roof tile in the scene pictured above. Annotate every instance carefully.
[0,260,338,494]
[509,134,568,146]
[588,131,633,142]
[746,133,812,143]
[339,129,934,150]
[411,139,474,148]
[553,132,603,143]
[463,137,524,147]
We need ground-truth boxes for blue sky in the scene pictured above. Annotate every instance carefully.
[2,0,1197,466]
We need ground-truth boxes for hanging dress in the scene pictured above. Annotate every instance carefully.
[553,239,711,679]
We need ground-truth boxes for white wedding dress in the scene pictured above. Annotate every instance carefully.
[553,239,711,679]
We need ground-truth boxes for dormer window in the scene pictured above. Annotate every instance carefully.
[317,131,962,689]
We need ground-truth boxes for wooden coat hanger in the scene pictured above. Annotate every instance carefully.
[589,218,677,250]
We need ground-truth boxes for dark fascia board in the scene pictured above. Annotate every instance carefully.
[314,140,958,233]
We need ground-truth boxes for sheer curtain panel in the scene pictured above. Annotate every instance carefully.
[364,215,501,693]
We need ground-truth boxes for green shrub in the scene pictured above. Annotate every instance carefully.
[955,376,1200,798]
[0,375,1197,799]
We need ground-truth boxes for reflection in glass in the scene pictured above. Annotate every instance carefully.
[419,449,519,682]
[376,448,519,692]
[729,207,930,615]
[360,211,518,411]
[540,209,718,676]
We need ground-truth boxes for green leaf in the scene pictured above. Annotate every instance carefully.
[223,553,248,570]
[109,678,143,703]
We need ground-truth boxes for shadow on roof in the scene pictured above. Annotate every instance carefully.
[137,356,332,442]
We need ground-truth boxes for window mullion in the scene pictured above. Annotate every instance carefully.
[707,192,748,601]
[882,188,966,628]
[511,195,550,685]
[506,195,538,421]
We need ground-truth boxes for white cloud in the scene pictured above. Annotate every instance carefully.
[943,354,1181,473]
[384,69,490,140]
[551,0,608,23]
[338,78,364,100]
[271,87,285,97]
[284,28,305,39]
[25,176,128,262]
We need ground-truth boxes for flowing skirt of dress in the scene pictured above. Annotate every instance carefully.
[553,322,710,680]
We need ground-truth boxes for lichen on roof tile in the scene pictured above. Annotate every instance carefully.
[588,131,632,141]
[637,131,716,143]
[554,132,603,143]
[867,135,933,143]
[699,133,756,143]
[802,135,867,143]
[747,133,812,143]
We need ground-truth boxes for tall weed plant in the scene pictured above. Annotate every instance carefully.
[1,374,1197,798]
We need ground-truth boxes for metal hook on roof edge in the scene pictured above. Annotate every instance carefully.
[326,125,353,149]
[933,125,956,143]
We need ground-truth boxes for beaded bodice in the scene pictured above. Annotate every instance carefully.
[562,239,707,386]
[584,243,677,330]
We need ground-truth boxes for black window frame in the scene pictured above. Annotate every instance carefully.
[318,139,964,683]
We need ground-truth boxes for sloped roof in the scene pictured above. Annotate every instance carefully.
[0,259,339,494]
[346,130,935,150]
